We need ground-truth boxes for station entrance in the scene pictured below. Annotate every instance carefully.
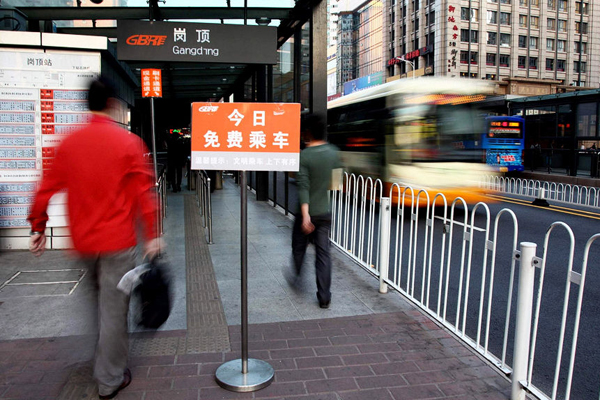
[0,0,327,248]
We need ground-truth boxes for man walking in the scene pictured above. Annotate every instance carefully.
[28,78,161,399]
[291,114,340,309]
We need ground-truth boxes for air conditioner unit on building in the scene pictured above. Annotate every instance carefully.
[0,7,27,31]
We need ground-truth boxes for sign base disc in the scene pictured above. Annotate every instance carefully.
[215,358,274,392]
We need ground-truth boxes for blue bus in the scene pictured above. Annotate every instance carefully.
[482,116,525,172]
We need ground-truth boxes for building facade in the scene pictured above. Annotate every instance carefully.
[332,0,598,94]
[383,0,598,87]
[336,0,384,94]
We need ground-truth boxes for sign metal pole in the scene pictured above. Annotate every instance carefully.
[190,102,299,392]
[149,97,161,249]
[215,170,274,392]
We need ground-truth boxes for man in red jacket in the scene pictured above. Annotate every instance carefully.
[28,79,161,399]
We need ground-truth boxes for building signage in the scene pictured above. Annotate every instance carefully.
[141,68,162,98]
[387,46,433,66]
[191,103,301,172]
[117,20,277,64]
[343,71,384,95]
[447,4,458,76]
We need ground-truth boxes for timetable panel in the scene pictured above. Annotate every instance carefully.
[0,49,100,228]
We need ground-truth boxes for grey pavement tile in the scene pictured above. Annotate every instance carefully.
[221,295,303,325]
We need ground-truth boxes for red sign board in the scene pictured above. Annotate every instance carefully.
[191,102,301,171]
[141,68,162,98]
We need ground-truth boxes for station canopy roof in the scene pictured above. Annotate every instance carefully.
[5,0,317,100]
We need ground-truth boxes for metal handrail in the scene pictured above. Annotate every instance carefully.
[331,173,600,400]
[195,170,213,244]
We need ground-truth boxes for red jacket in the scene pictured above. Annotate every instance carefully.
[28,114,157,255]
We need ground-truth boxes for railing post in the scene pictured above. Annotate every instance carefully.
[511,242,537,400]
[207,177,213,244]
[378,197,391,294]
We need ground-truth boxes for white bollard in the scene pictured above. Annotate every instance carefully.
[511,242,538,400]
[532,187,550,207]
[378,197,391,294]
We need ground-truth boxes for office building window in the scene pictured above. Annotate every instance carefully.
[519,15,527,27]
[519,35,527,48]
[518,56,527,68]
[558,0,566,11]
[530,16,539,29]
[530,37,538,49]
[461,30,478,43]
[576,2,589,14]
[575,22,588,34]
[499,54,510,67]
[500,12,511,25]
[547,38,555,50]
[529,57,538,69]
[558,20,567,32]
[487,11,497,24]
[547,0,555,9]
[531,0,539,6]
[574,61,587,73]
[519,0,527,6]
[547,18,555,31]
[500,33,511,46]
[486,53,497,66]
[574,42,587,54]
[428,11,435,25]
[460,51,478,64]
[486,73,497,80]
[460,7,479,22]
[415,18,419,31]
[557,59,565,71]
[487,32,497,45]
[546,58,554,70]
[500,0,511,3]
[489,0,498,2]
[557,40,565,52]
[461,30,469,42]
[461,7,470,20]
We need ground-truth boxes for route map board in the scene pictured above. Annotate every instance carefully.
[0,49,100,229]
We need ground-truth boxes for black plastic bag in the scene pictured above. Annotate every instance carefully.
[135,258,172,329]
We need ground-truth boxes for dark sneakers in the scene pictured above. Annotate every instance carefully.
[319,301,330,309]
[99,368,132,399]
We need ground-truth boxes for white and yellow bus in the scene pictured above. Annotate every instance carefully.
[327,77,498,205]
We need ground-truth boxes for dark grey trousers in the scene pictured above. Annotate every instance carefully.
[292,214,332,304]
[82,246,136,396]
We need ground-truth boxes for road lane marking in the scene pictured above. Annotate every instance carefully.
[486,194,600,220]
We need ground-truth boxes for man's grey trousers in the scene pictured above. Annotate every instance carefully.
[82,246,136,396]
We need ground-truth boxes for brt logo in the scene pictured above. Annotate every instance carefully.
[126,35,167,46]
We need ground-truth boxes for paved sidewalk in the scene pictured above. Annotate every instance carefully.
[0,175,512,399]
[0,312,510,400]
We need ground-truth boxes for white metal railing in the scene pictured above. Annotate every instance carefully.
[195,170,213,244]
[157,167,167,235]
[482,176,600,208]
[330,173,599,400]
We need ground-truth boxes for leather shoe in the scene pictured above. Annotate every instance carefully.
[319,301,330,309]
[99,368,131,399]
